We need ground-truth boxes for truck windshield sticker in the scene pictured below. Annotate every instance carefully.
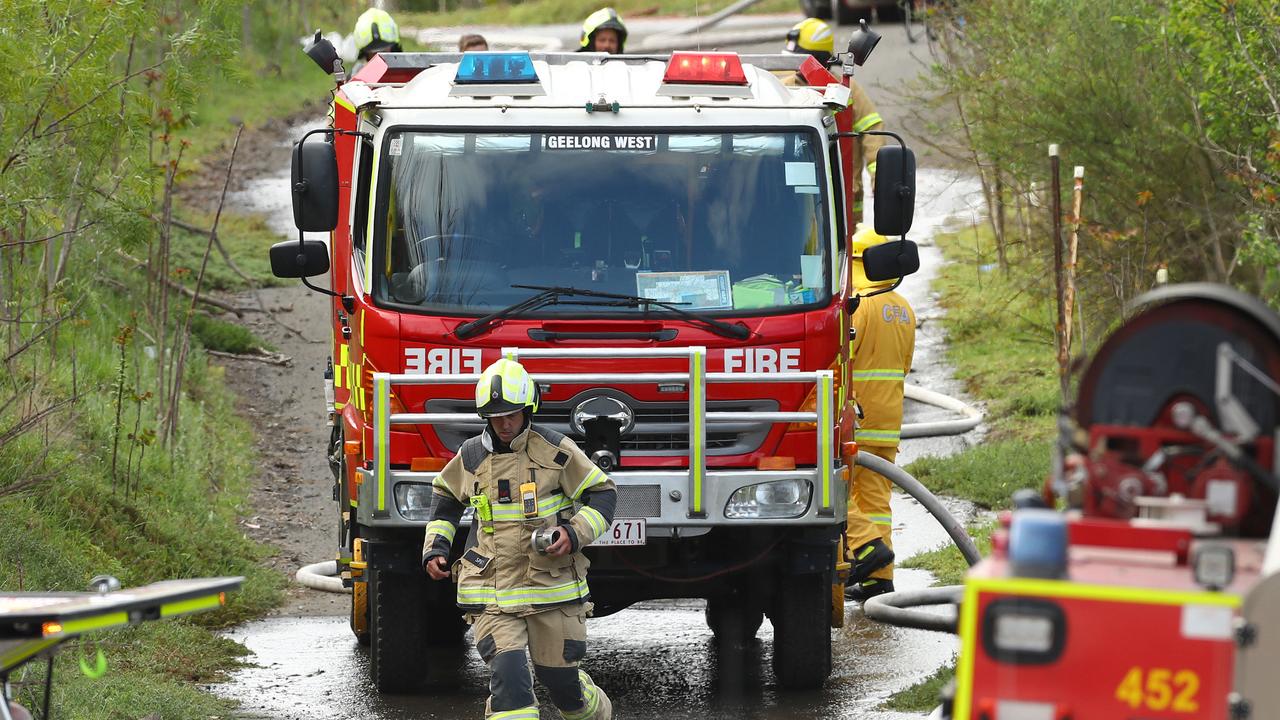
[635,271,732,310]
[784,161,817,186]
[545,134,657,151]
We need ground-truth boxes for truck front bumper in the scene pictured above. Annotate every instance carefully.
[355,467,848,530]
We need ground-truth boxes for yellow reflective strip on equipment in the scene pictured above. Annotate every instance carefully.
[967,576,1242,608]
[375,374,389,512]
[336,344,350,390]
[426,520,456,544]
[869,514,892,526]
[866,161,877,175]
[160,593,222,618]
[489,707,539,720]
[578,506,608,538]
[854,112,883,133]
[818,371,833,512]
[690,348,706,515]
[0,638,58,670]
[57,611,130,636]
[334,93,357,114]
[952,581,982,720]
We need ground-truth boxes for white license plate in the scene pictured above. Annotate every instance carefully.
[592,518,646,546]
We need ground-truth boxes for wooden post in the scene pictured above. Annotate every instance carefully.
[1049,144,1067,402]
[1063,165,1084,384]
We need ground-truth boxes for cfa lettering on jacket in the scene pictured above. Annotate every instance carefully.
[881,304,912,324]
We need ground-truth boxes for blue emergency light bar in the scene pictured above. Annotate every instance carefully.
[454,52,539,84]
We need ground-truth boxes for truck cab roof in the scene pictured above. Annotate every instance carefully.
[342,52,831,112]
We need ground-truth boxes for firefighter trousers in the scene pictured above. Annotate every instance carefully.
[470,606,612,720]
[845,444,897,582]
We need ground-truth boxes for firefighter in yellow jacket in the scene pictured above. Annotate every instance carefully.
[423,358,614,720]
[783,18,887,223]
[845,227,915,602]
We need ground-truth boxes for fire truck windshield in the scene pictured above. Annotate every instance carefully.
[372,130,833,317]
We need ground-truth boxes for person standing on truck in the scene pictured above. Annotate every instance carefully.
[784,18,886,224]
[351,8,403,77]
[422,358,615,720]
[578,8,628,54]
[844,226,915,602]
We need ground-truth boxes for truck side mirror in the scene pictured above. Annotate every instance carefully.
[292,138,339,233]
[269,239,330,279]
[862,239,919,282]
[873,145,916,237]
[304,31,341,75]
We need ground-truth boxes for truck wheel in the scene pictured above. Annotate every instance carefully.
[369,565,429,693]
[706,597,764,648]
[771,572,832,690]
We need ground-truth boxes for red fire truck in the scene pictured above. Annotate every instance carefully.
[272,32,919,693]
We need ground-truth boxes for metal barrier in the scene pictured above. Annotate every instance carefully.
[369,346,836,523]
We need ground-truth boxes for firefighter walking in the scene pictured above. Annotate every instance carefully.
[784,18,887,223]
[423,359,615,719]
[845,227,916,602]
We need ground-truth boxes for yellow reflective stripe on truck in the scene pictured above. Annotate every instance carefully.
[689,347,706,516]
[374,373,389,513]
[818,370,834,513]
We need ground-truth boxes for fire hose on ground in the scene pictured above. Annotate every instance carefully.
[296,386,986,600]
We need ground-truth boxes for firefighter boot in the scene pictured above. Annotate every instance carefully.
[846,538,893,587]
[845,578,894,603]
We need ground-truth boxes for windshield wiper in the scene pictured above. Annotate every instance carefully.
[513,285,751,340]
[454,286,568,339]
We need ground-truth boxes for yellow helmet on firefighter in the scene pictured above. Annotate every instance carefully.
[785,18,835,66]
[851,225,894,290]
[354,8,402,60]
[579,8,628,52]
[475,358,540,417]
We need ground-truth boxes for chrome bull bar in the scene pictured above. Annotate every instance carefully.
[365,346,841,526]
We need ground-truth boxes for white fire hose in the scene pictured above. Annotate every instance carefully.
[296,560,349,594]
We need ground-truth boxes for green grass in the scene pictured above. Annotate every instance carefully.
[191,314,275,354]
[881,660,955,712]
[170,212,294,293]
[0,281,284,715]
[399,0,796,32]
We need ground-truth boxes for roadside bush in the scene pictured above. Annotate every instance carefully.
[922,0,1280,310]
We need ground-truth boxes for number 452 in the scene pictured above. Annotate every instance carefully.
[1114,667,1199,713]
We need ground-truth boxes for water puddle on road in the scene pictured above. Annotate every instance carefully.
[215,167,989,719]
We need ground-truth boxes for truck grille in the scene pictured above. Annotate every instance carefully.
[615,484,662,518]
[425,393,777,458]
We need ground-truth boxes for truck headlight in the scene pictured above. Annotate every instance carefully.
[393,482,434,521]
[724,479,811,519]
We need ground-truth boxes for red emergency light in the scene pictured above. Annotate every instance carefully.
[662,52,748,85]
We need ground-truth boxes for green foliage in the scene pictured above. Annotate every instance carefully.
[901,521,996,586]
[191,313,274,354]
[925,0,1280,307]
[0,2,325,716]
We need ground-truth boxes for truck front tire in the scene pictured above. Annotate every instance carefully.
[770,572,833,690]
[369,565,428,693]
[706,597,764,648]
